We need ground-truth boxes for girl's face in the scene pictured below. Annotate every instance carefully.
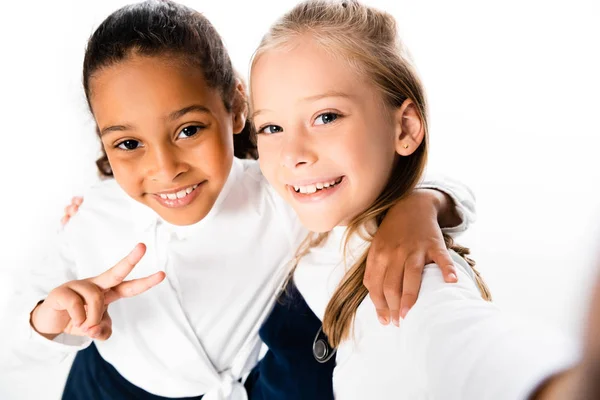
[90,54,243,226]
[252,38,407,232]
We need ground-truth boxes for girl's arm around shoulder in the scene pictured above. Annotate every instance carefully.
[417,172,476,235]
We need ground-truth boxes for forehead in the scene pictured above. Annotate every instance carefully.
[89,55,222,123]
[251,36,371,106]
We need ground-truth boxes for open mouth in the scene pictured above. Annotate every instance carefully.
[290,176,344,194]
[156,183,199,200]
[151,181,205,209]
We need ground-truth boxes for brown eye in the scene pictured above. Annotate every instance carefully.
[178,125,205,138]
[117,139,140,150]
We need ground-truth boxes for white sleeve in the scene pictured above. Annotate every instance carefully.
[4,227,91,369]
[417,173,476,235]
[332,255,579,400]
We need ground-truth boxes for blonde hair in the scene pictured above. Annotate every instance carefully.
[252,0,490,347]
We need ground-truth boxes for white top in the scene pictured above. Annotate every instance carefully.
[8,159,474,399]
[294,225,579,399]
[11,159,302,400]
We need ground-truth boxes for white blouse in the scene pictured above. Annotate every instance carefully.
[294,224,579,399]
[8,159,475,399]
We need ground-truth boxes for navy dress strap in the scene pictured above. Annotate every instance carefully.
[62,342,204,400]
[245,280,335,400]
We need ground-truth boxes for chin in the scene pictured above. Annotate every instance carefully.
[153,206,209,226]
[297,213,338,233]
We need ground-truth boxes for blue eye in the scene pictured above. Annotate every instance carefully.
[116,139,140,150]
[259,125,283,134]
[178,125,204,138]
[314,112,339,126]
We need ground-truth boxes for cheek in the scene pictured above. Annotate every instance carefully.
[343,126,396,192]
[108,157,144,196]
[191,129,234,178]
[106,152,136,178]
[256,137,280,182]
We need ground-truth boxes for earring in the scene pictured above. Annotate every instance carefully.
[403,144,409,149]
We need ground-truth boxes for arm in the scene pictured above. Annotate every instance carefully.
[366,174,476,325]
[6,227,90,367]
[5,217,164,369]
[533,257,600,400]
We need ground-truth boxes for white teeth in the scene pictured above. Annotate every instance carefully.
[158,184,198,201]
[294,177,343,194]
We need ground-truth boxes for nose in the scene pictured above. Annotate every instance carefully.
[144,144,189,182]
[280,126,317,169]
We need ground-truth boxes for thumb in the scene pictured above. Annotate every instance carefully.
[86,311,113,341]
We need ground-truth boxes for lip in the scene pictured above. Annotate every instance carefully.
[152,182,203,196]
[151,180,206,209]
[287,176,346,204]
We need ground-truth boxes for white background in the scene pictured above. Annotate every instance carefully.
[0,0,599,398]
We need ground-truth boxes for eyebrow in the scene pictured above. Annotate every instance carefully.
[99,104,211,136]
[167,104,211,121]
[302,91,353,102]
[100,124,133,136]
[251,91,352,119]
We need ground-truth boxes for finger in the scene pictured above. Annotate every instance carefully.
[91,243,147,290]
[399,252,426,320]
[87,312,112,341]
[51,287,87,328]
[65,281,104,331]
[66,204,79,218]
[429,247,458,283]
[60,216,69,226]
[380,254,408,327]
[72,196,84,206]
[365,248,392,325]
[105,271,166,305]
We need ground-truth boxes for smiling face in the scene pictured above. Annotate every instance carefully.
[89,54,244,225]
[251,38,404,232]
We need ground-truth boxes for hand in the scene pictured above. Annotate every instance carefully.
[60,196,83,226]
[365,189,459,327]
[30,243,165,341]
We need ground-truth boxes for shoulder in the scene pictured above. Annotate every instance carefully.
[333,253,496,396]
[80,178,129,209]
[351,252,488,337]
[336,252,494,365]
[62,178,133,237]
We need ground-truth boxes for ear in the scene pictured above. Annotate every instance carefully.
[392,99,425,156]
[232,77,249,135]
